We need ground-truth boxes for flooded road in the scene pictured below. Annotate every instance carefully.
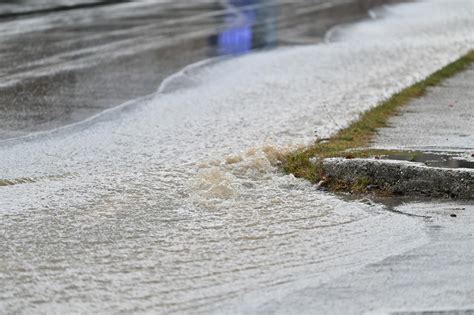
[0,0,400,140]
[1,0,473,314]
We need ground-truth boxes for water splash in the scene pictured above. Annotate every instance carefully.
[0,1,473,313]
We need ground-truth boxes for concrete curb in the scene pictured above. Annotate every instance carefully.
[321,158,474,199]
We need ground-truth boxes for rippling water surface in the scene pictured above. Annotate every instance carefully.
[1,1,473,313]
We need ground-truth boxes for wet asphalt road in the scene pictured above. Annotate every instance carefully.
[1,1,473,314]
[0,0,401,140]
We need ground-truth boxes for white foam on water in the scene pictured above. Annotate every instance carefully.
[0,0,473,313]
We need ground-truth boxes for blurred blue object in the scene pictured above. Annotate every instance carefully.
[217,0,277,56]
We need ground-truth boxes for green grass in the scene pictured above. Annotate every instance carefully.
[282,50,474,184]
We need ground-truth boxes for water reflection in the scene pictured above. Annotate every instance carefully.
[385,152,474,169]
[214,0,278,56]
[0,0,399,139]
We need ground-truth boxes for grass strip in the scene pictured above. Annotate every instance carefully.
[282,50,474,184]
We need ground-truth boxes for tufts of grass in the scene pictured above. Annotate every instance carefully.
[283,50,474,185]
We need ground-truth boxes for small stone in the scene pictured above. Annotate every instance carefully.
[450,214,457,218]
[366,184,379,191]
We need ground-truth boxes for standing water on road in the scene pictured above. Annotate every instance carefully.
[0,0,387,139]
[1,0,473,314]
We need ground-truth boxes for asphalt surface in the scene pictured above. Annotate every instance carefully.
[1,1,473,314]
[0,0,402,140]
[258,200,474,315]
